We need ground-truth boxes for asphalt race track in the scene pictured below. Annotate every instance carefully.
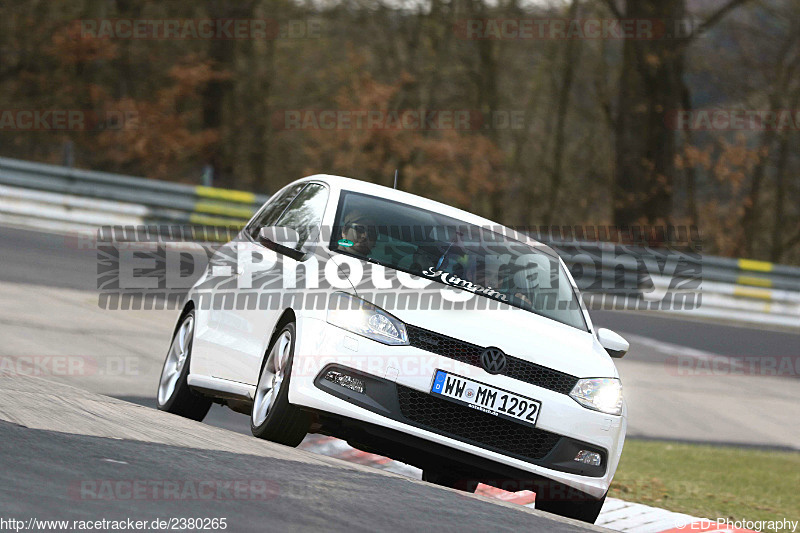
[0,225,97,290]
[591,309,799,364]
[0,378,598,532]
[0,424,593,532]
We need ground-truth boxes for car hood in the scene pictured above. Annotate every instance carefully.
[392,305,618,380]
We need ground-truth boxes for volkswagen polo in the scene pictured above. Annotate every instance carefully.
[157,175,629,523]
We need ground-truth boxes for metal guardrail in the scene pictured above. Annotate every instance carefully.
[0,156,797,327]
[0,156,269,230]
[549,241,800,296]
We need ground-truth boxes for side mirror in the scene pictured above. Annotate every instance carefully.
[258,226,305,260]
[597,328,629,358]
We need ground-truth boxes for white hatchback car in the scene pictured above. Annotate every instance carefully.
[157,176,629,523]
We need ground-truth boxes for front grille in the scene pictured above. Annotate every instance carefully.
[406,324,579,395]
[396,385,561,461]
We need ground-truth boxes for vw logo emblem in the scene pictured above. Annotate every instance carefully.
[480,348,507,374]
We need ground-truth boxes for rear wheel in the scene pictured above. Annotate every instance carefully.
[156,311,212,421]
[422,469,479,493]
[250,322,310,446]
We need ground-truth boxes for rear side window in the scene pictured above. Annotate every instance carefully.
[247,183,306,239]
[275,183,329,250]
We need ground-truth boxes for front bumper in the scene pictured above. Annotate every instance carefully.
[288,316,626,499]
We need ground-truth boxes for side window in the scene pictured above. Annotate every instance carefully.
[246,183,306,239]
[274,183,329,250]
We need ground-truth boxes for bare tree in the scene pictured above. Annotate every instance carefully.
[602,0,751,227]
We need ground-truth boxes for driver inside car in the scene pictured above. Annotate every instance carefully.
[340,209,378,257]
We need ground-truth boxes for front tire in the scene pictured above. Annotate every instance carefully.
[250,322,310,446]
[535,485,606,524]
[157,311,212,421]
[422,469,479,493]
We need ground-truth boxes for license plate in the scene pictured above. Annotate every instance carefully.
[430,370,541,427]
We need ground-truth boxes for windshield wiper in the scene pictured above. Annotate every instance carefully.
[435,231,462,270]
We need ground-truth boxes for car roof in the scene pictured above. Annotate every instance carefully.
[296,174,553,253]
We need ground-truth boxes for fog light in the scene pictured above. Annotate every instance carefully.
[574,450,602,466]
[324,370,365,394]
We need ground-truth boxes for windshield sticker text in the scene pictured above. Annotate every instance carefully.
[422,266,509,302]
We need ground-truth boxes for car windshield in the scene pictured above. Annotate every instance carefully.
[330,191,588,331]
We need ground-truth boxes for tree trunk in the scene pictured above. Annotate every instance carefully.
[201,2,255,188]
[544,0,581,226]
[741,126,776,257]
[612,0,686,227]
[769,131,790,262]
[680,80,699,228]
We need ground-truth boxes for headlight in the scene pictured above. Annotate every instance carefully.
[569,378,623,415]
[326,292,409,346]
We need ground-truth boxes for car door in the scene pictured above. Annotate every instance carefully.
[209,182,330,385]
[191,182,307,381]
